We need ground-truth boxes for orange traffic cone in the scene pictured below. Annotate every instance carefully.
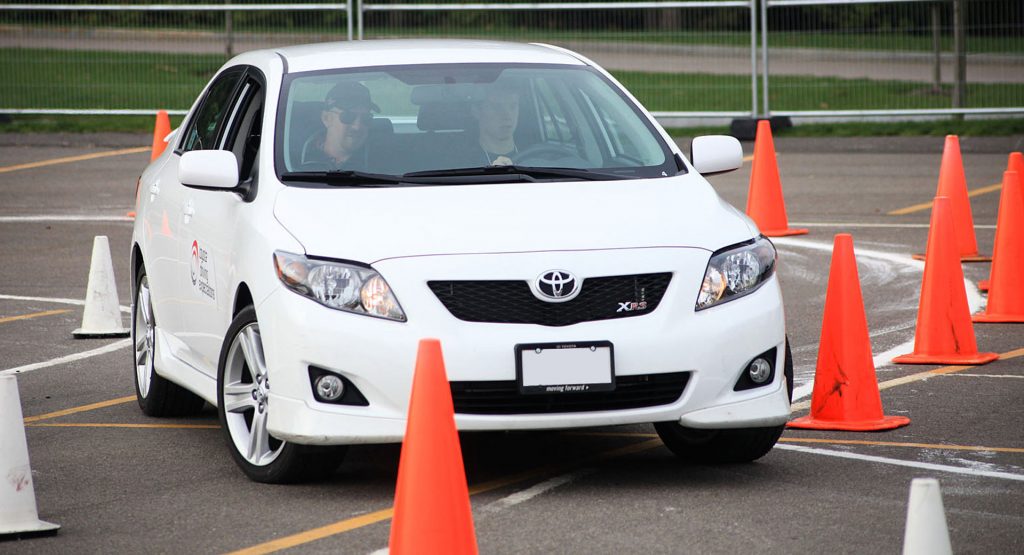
[788,234,910,431]
[978,152,1024,293]
[913,135,989,262]
[389,339,477,555]
[894,197,999,365]
[150,110,171,161]
[746,120,807,237]
[974,170,1024,323]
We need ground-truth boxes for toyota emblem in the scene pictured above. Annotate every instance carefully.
[534,270,581,302]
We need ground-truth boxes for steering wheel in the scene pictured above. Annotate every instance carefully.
[515,143,585,166]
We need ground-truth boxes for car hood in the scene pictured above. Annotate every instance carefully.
[273,175,757,263]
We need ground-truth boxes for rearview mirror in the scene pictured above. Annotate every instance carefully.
[179,150,239,190]
[690,135,743,176]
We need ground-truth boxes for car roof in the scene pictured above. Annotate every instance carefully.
[272,39,588,74]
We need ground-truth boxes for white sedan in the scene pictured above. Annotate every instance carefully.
[130,39,791,483]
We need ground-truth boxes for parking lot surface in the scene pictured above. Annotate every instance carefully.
[1,132,1022,554]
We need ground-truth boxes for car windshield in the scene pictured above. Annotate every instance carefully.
[274,63,677,185]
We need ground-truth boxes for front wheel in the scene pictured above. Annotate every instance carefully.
[217,306,345,483]
[654,339,793,464]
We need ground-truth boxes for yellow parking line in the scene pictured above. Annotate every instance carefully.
[0,146,150,175]
[23,395,135,423]
[225,438,664,555]
[888,182,1003,215]
[779,438,1024,453]
[792,347,1024,412]
[25,422,219,429]
[0,308,70,325]
[743,154,754,162]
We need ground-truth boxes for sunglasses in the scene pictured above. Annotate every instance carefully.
[329,108,373,125]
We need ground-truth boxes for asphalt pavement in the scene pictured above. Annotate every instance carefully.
[0,132,1022,554]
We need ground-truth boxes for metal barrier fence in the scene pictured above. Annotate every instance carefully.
[762,0,1024,118]
[1,1,1022,121]
[0,3,354,116]
[355,1,759,119]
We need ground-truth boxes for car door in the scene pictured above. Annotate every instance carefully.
[159,68,246,369]
[177,71,265,375]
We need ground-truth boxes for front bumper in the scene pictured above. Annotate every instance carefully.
[259,248,789,445]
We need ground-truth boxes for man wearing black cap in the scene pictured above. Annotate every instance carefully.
[301,81,378,169]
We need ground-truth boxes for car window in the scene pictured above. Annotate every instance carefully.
[274,63,674,182]
[181,70,244,153]
[222,78,263,182]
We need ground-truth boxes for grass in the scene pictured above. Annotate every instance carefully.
[0,48,221,110]
[665,118,1024,138]
[1,47,1021,136]
[4,47,1022,113]
[367,28,1024,55]
[611,72,1024,113]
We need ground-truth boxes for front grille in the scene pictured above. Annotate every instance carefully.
[428,272,672,326]
[450,372,689,415]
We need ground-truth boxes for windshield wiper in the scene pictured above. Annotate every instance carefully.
[280,170,404,187]
[403,165,630,182]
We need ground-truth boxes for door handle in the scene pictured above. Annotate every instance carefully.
[149,183,160,201]
[183,200,195,222]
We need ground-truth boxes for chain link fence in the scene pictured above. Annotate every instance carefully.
[1,1,1021,122]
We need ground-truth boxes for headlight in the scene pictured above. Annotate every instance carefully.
[273,251,406,321]
[696,236,776,311]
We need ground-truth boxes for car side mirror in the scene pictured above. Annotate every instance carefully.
[179,150,239,190]
[690,135,743,176]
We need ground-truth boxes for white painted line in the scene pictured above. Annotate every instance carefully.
[1,338,132,375]
[773,236,923,270]
[364,471,590,555]
[774,237,984,402]
[791,338,921,402]
[870,341,920,373]
[790,222,996,230]
[0,215,133,223]
[791,381,815,402]
[0,293,129,313]
[773,237,984,326]
[482,470,592,514]
[777,444,1024,482]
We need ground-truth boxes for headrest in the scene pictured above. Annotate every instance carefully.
[370,117,394,135]
[417,101,474,132]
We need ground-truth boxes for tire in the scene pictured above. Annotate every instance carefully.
[217,306,346,483]
[132,264,205,417]
[654,338,794,464]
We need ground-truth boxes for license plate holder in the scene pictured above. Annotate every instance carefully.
[515,341,615,395]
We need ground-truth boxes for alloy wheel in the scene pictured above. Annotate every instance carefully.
[133,276,155,398]
[221,323,285,467]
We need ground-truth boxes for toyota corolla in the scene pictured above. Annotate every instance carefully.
[129,39,792,483]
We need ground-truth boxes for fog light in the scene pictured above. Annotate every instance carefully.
[314,374,345,402]
[748,358,772,384]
